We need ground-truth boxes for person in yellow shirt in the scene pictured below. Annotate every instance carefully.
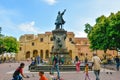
[84,63,90,80]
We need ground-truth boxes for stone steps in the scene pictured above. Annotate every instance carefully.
[29,65,92,72]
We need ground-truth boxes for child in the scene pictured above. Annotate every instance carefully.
[84,64,90,80]
[12,63,28,80]
[39,71,48,80]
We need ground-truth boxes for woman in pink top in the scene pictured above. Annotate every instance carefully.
[76,60,81,72]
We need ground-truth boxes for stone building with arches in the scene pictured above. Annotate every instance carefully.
[16,32,76,61]
[16,32,117,61]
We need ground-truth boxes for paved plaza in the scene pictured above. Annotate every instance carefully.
[0,61,120,80]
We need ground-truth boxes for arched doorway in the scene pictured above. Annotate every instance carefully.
[45,50,49,59]
[40,50,43,58]
[33,50,38,57]
[25,51,30,59]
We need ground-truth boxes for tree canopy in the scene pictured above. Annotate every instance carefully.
[84,11,120,53]
[0,35,19,54]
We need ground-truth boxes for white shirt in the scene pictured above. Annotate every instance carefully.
[92,56,101,70]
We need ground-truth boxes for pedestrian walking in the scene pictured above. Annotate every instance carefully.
[76,60,81,72]
[74,56,80,72]
[75,56,79,63]
[51,53,60,79]
[115,56,120,71]
[92,53,101,80]
[84,63,90,80]
[85,57,88,65]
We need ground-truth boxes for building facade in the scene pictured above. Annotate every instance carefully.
[16,32,117,61]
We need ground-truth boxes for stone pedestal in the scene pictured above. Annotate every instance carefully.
[52,29,67,53]
[51,29,71,65]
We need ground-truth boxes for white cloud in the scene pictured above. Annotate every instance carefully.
[75,31,87,38]
[44,0,57,5]
[19,21,39,33]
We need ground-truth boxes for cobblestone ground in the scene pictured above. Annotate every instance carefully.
[1,61,120,80]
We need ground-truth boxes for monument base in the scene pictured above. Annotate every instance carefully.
[29,62,92,72]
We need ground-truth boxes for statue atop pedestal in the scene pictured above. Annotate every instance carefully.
[51,9,71,65]
[52,9,67,53]
[55,9,66,30]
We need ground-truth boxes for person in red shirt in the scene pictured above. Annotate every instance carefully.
[13,63,28,80]
[39,71,48,80]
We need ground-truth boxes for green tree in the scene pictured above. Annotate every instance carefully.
[4,36,19,53]
[0,38,4,54]
[0,34,5,54]
[108,12,120,51]
[84,23,92,35]
[85,11,120,55]
[87,15,109,53]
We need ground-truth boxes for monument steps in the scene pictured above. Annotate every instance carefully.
[29,63,92,72]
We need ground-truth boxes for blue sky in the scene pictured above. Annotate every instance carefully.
[0,0,120,39]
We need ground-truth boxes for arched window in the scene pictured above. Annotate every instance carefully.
[45,50,49,59]
[33,50,38,57]
[32,42,34,46]
[25,51,30,59]
[40,38,43,42]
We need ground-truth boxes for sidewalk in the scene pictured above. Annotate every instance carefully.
[5,71,120,80]
[1,61,120,80]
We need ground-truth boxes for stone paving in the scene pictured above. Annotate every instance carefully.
[0,61,120,80]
